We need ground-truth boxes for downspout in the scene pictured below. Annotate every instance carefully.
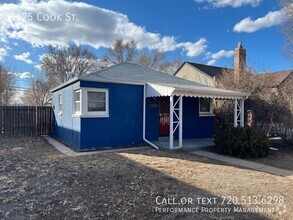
[143,84,159,149]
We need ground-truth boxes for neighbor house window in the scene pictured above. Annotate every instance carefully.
[85,89,109,117]
[58,94,62,114]
[74,90,81,114]
[199,98,213,115]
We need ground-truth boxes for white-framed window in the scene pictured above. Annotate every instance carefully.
[58,94,62,115]
[199,98,213,116]
[85,88,109,117]
[72,88,109,118]
[74,90,81,115]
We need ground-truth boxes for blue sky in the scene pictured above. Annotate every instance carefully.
[0,0,292,88]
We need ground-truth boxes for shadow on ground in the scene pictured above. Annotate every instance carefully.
[0,136,289,219]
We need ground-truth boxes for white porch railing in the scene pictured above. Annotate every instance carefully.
[234,99,245,127]
[169,95,183,149]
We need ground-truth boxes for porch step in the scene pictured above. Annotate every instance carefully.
[154,138,216,151]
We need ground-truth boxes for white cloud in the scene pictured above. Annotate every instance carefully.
[233,9,288,33]
[1,36,8,43]
[0,48,8,61]
[34,64,41,70]
[210,50,234,59]
[12,71,35,79]
[5,45,12,50]
[20,0,38,3]
[0,0,207,57]
[13,52,34,64]
[10,89,26,105]
[19,72,34,78]
[206,49,234,65]
[207,59,217,65]
[178,38,207,57]
[194,0,261,8]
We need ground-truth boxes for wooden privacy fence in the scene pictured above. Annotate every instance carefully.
[0,106,53,135]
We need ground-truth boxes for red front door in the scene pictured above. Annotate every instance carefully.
[159,97,170,136]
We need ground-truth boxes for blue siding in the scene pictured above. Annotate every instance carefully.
[52,80,214,151]
[52,82,81,149]
[145,97,159,141]
[79,81,144,150]
[181,97,214,139]
[146,96,214,141]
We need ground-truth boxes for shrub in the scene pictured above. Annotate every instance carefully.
[215,127,269,159]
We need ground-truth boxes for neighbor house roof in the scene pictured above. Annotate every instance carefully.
[52,62,248,99]
[181,62,292,87]
[184,62,233,78]
[269,70,292,86]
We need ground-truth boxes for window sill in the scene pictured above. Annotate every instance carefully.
[80,114,109,118]
[72,114,109,118]
[199,113,215,117]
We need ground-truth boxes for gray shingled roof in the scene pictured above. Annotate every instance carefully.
[52,62,248,98]
[80,62,207,87]
[80,63,248,98]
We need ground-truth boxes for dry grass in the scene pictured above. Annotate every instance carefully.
[0,136,292,219]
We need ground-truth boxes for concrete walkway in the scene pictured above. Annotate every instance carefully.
[192,150,293,179]
[42,135,150,157]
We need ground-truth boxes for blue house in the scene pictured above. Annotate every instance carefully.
[51,63,248,151]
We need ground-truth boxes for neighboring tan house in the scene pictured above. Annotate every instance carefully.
[175,42,292,90]
[269,70,293,93]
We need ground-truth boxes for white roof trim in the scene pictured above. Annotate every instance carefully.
[51,77,79,92]
[51,76,145,92]
[146,83,248,100]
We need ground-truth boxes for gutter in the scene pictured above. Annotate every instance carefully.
[51,77,79,92]
[143,84,159,149]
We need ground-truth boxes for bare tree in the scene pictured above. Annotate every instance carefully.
[21,75,53,106]
[41,45,98,86]
[217,67,275,99]
[279,73,293,114]
[216,67,293,139]
[137,49,181,72]
[0,65,14,105]
[280,0,293,62]
[105,39,137,63]
[105,39,182,73]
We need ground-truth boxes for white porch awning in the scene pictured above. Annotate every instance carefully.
[146,83,248,150]
[146,83,249,100]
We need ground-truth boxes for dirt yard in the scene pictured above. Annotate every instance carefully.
[0,136,292,220]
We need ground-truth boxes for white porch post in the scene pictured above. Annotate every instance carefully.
[234,99,245,127]
[234,99,238,127]
[169,96,174,149]
[179,96,183,148]
[240,99,244,127]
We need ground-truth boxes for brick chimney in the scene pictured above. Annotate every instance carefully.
[234,42,246,80]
